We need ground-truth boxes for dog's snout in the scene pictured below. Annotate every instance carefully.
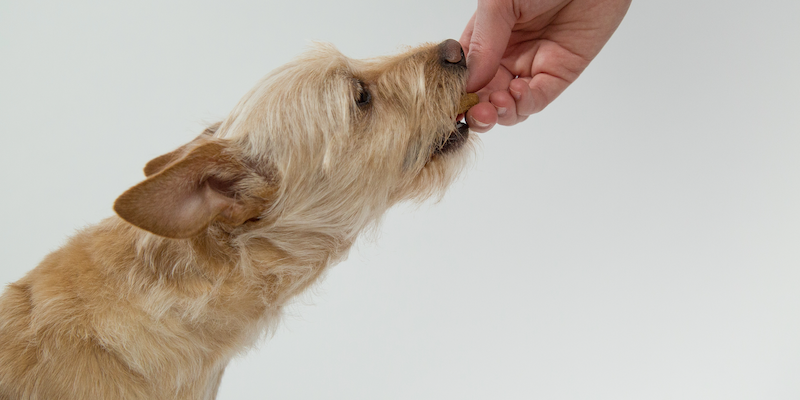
[439,39,466,68]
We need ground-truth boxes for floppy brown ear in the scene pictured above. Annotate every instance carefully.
[144,122,222,177]
[115,137,268,239]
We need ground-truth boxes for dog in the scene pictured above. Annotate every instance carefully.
[0,39,477,399]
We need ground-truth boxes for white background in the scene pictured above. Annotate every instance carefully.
[2,1,799,399]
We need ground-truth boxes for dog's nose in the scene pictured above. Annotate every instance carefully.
[439,39,466,68]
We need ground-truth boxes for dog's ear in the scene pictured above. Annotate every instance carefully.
[114,137,271,239]
[144,122,221,177]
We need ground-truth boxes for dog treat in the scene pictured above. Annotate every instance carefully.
[458,93,479,114]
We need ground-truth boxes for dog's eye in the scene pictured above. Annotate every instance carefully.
[354,80,371,107]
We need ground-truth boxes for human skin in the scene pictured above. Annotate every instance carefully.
[460,0,632,132]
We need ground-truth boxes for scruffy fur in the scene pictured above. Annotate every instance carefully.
[0,40,474,399]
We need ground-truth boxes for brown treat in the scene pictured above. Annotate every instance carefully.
[458,93,479,114]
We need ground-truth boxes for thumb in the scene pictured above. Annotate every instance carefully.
[462,1,515,93]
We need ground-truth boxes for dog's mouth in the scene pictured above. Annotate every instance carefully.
[432,93,478,156]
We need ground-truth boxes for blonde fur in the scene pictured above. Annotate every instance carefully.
[0,40,474,399]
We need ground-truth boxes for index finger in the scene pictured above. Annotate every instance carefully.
[460,1,515,93]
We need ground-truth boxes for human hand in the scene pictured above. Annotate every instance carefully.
[460,0,632,132]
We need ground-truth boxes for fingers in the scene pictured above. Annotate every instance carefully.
[488,78,536,126]
[466,102,498,133]
[466,76,538,132]
[465,66,513,132]
[462,0,515,93]
[503,78,537,123]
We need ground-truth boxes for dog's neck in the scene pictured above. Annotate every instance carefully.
[89,216,353,381]
[115,216,350,308]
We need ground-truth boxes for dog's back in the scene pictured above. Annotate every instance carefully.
[0,221,149,399]
[0,220,230,400]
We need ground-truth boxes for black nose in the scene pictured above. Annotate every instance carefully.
[439,39,466,68]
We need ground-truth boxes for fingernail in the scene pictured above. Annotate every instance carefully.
[496,107,507,117]
[509,88,521,101]
[470,115,490,128]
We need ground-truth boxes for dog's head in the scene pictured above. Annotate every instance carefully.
[114,40,476,250]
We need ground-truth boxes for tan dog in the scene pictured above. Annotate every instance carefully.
[0,40,478,399]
